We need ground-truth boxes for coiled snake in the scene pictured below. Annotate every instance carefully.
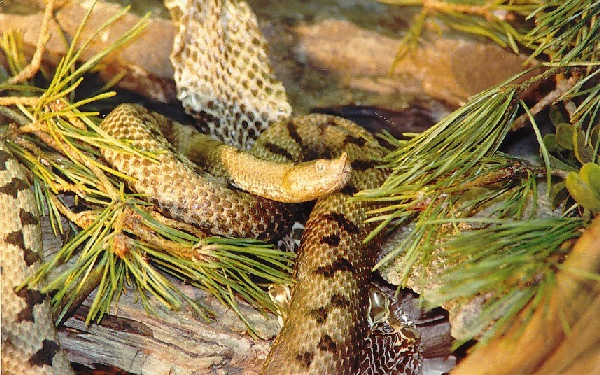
[1,0,421,373]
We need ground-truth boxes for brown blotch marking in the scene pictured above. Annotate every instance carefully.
[310,306,329,324]
[5,230,40,266]
[158,116,175,136]
[296,351,314,368]
[15,288,46,323]
[4,230,25,249]
[309,292,351,324]
[314,257,355,278]
[320,233,340,246]
[288,120,325,161]
[341,183,359,196]
[0,176,30,198]
[29,339,61,368]
[23,246,41,266]
[19,208,38,226]
[321,118,338,134]
[302,147,324,162]
[319,145,336,160]
[263,142,294,161]
[330,293,352,309]
[318,122,328,135]
[321,212,360,234]
[351,159,379,171]
[318,334,337,352]
[196,112,220,132]
[344,135,367,147]
[165,116,177,128]
[286,120,303,146]
[0,149,13,169]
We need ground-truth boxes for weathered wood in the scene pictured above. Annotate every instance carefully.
[59,283,279,375]
[56,279,455,374]
[39,204,277,374]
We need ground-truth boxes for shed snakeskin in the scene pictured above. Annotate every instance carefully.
[1,0,422,373]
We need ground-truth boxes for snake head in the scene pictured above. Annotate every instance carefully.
[283,152,352,202]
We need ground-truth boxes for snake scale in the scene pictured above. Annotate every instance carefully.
[0,142,74,375]
[1,0,422,373]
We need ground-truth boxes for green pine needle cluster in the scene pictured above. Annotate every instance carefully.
[425,217,585,347]
[365,0,599,346]
[1,2,293,333]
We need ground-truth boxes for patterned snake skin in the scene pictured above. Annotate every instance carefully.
[251,115,391,374]
[1,142,74,375]
[1,0,422,373]
[98,104,398,373]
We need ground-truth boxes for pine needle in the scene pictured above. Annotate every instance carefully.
[2,1,294,332]
[365,0,599,350]
[424,217,585,346]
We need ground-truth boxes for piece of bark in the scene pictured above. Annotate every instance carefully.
[58,280,455,374]
[1,1,177,103]
[38,211,276,374]
[59,283,278,375]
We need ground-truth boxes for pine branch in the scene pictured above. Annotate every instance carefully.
[1,1,293,333]
[383,0,600,67]
[380,0,541,68]
[424,217,584,346]
[527,0,600,63]
[365,0,599,353]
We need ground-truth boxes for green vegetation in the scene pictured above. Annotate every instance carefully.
[364,0,599,345]
[0,1,293,333]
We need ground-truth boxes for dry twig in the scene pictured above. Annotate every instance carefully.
[6,0,55,85]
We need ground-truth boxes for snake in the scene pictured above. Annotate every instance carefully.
[1,0,422,373]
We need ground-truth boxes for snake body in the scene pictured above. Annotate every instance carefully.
[1,143,74,375]
[99,104,298,240]
[1,0,422,373]
[97,105,391,373]
[99,104,402,374]
[253,116,388,373]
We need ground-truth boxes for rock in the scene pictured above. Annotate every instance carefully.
[1,0,177,103]
[2,0,530,111]
[294,19,530,106]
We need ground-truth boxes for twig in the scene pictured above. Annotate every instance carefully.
[422,0,490,17]
[0,96,40,106]
[16,114,121,200]
[122,208,205,261]
[0,105,31,125]
[48,98,87,130]
[6,0,55,85]
[512,72,579,130]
